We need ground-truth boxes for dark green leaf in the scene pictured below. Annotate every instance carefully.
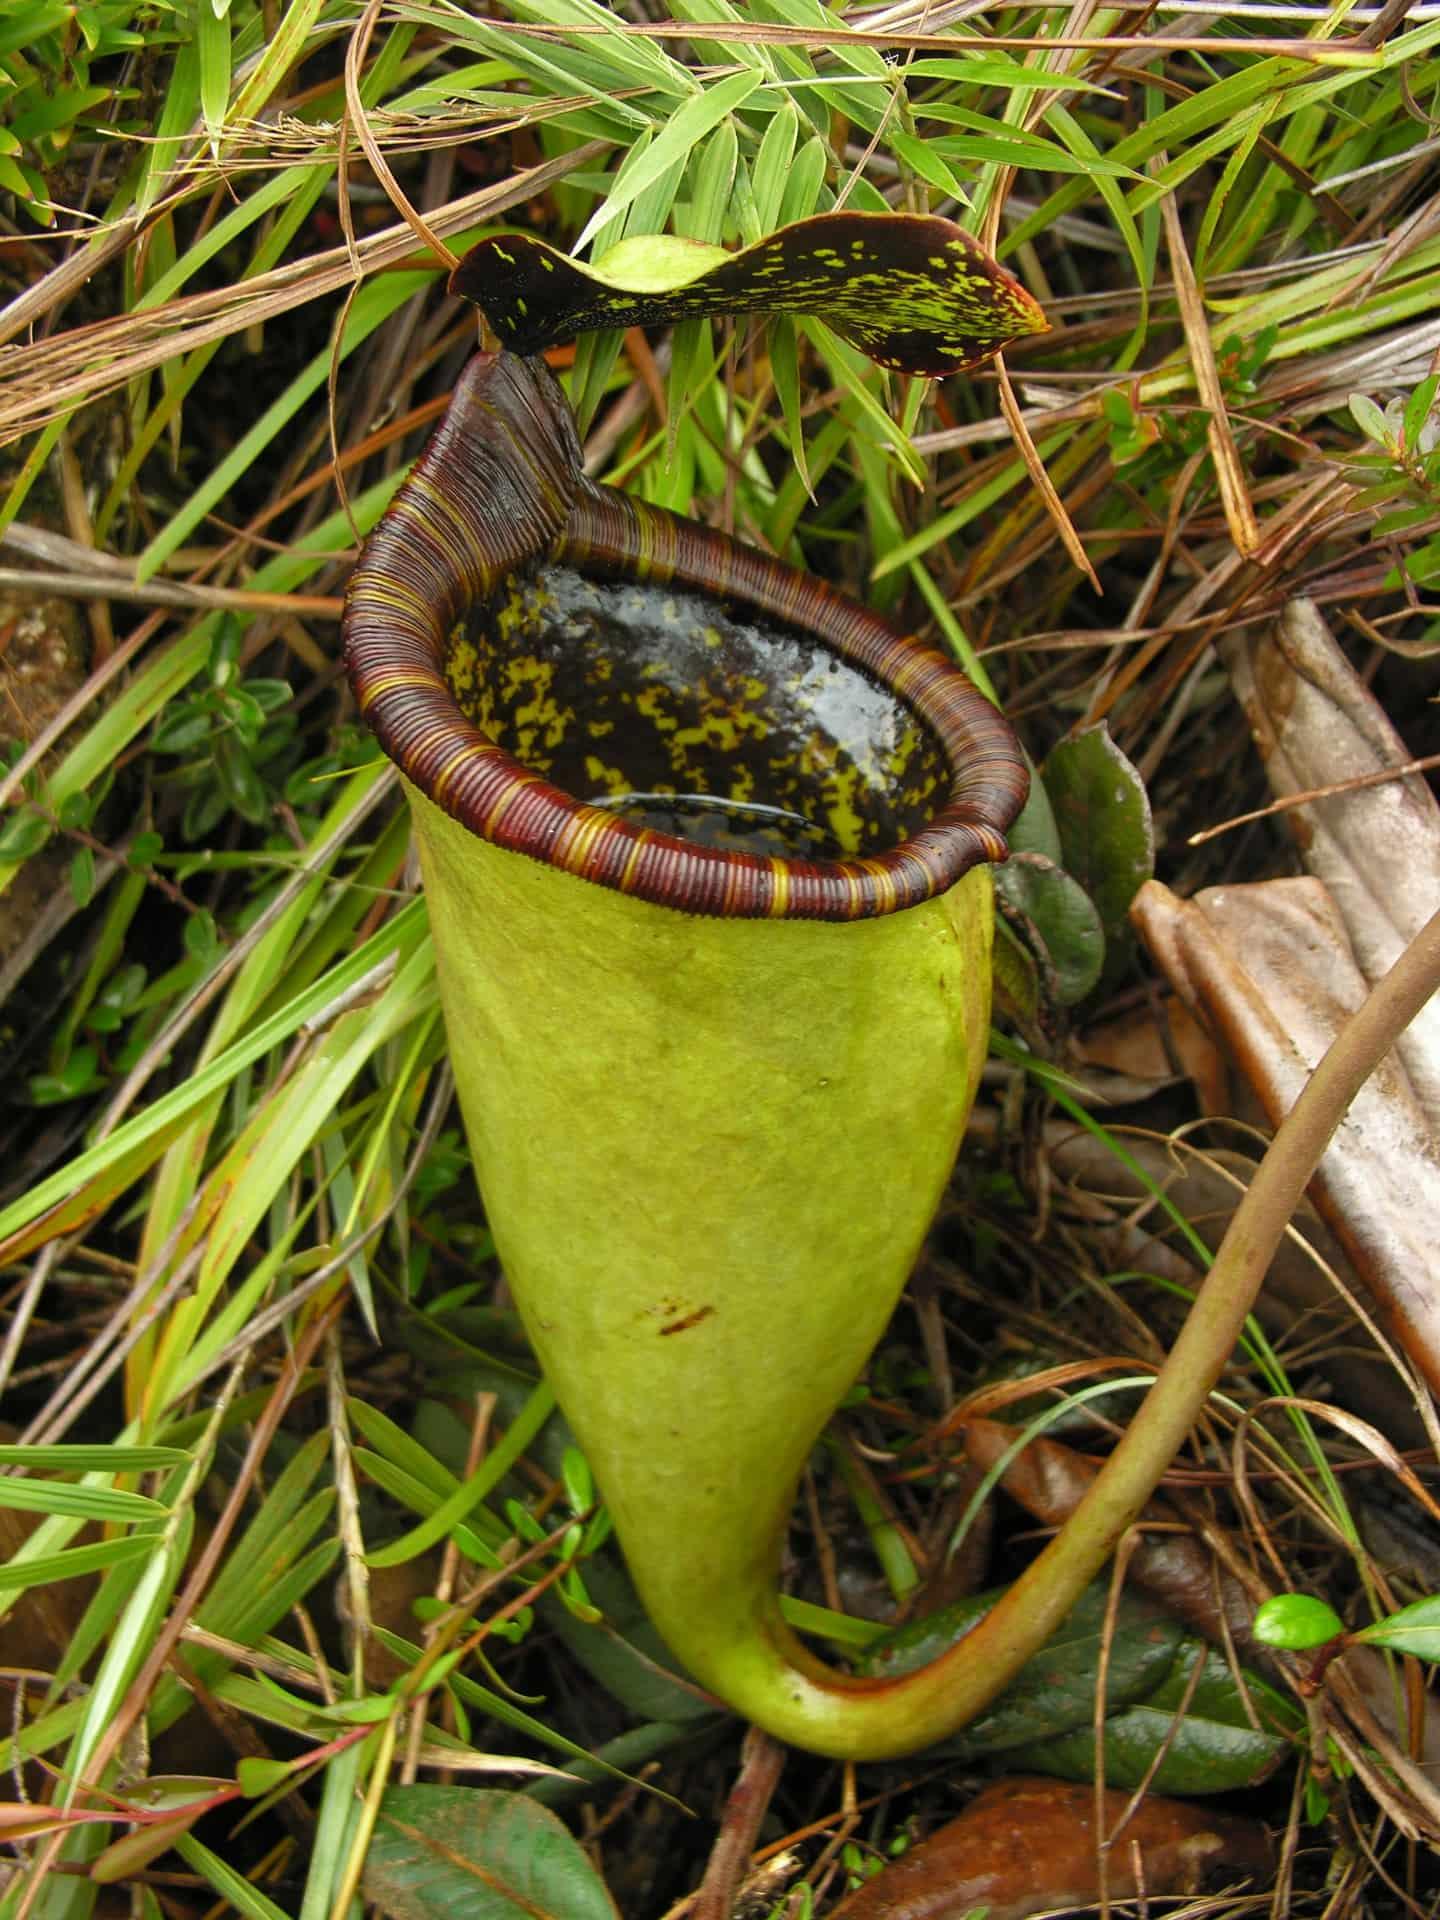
[57,789,95,829]
[363,1787,620,1920]
[994,851,1105,1007]
[857,1580,1183,1759]
[451,211,1047,377]
[215,737,270,824]
[152,706,213,755]
[1040,725,1154,987]
[246,678,294,713]
[1010,1641,1299,1794]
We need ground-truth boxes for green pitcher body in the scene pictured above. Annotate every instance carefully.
[345,349,1028,1756]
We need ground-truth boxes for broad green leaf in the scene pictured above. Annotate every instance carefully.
[904,55,1103,92]
[574,69,763,253]
[362,1786,620,1920]
[348,1401,465,1501]
[1040,726,1154,989]
[917,114,1141,181]
[451,211,1047,377]
[993,852,1106,1008]
[1356,1593,1440,1660]
[1012,1642,1300,1794]
[1402,372,1439,449]
[0,4,71,57]
[891,129,971,204]
[858,1580,1183,1758]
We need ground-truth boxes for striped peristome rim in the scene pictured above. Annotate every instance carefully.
[343,351,1029,921]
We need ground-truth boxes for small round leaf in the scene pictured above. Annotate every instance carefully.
[1252,1595,1345,1650]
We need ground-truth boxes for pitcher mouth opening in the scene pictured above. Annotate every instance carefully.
[344,352,1028,920]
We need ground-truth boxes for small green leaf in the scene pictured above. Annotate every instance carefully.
[69,845,96,907]
[363,1786,620,1920]
[891,129,971,203]
[152,706,213,754]
[1040,725,1154,990]
[1401,373,1438,451]
[0,809,50,861]
[560,1447,593,1516]
[30,1043,106,1105]
[57,788,95,829]
[1355,1593,1440,1661]
[1348,391,1391,447]
[215,737,269,824]
[451,211,1047,378]
[237,1756,295,1797]
[1253,1594,1345,1650]
[322,1694,395,1724]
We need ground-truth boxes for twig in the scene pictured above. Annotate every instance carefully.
[688,1726,787,1920]
[1188,751,1440,845]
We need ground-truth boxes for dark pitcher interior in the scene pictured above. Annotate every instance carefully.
[444,565,950,860]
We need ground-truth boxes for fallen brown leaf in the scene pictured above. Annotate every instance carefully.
[1132,875,1440,1397]
[1218,598,1440,1122]
[829,1777,1272,1920]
